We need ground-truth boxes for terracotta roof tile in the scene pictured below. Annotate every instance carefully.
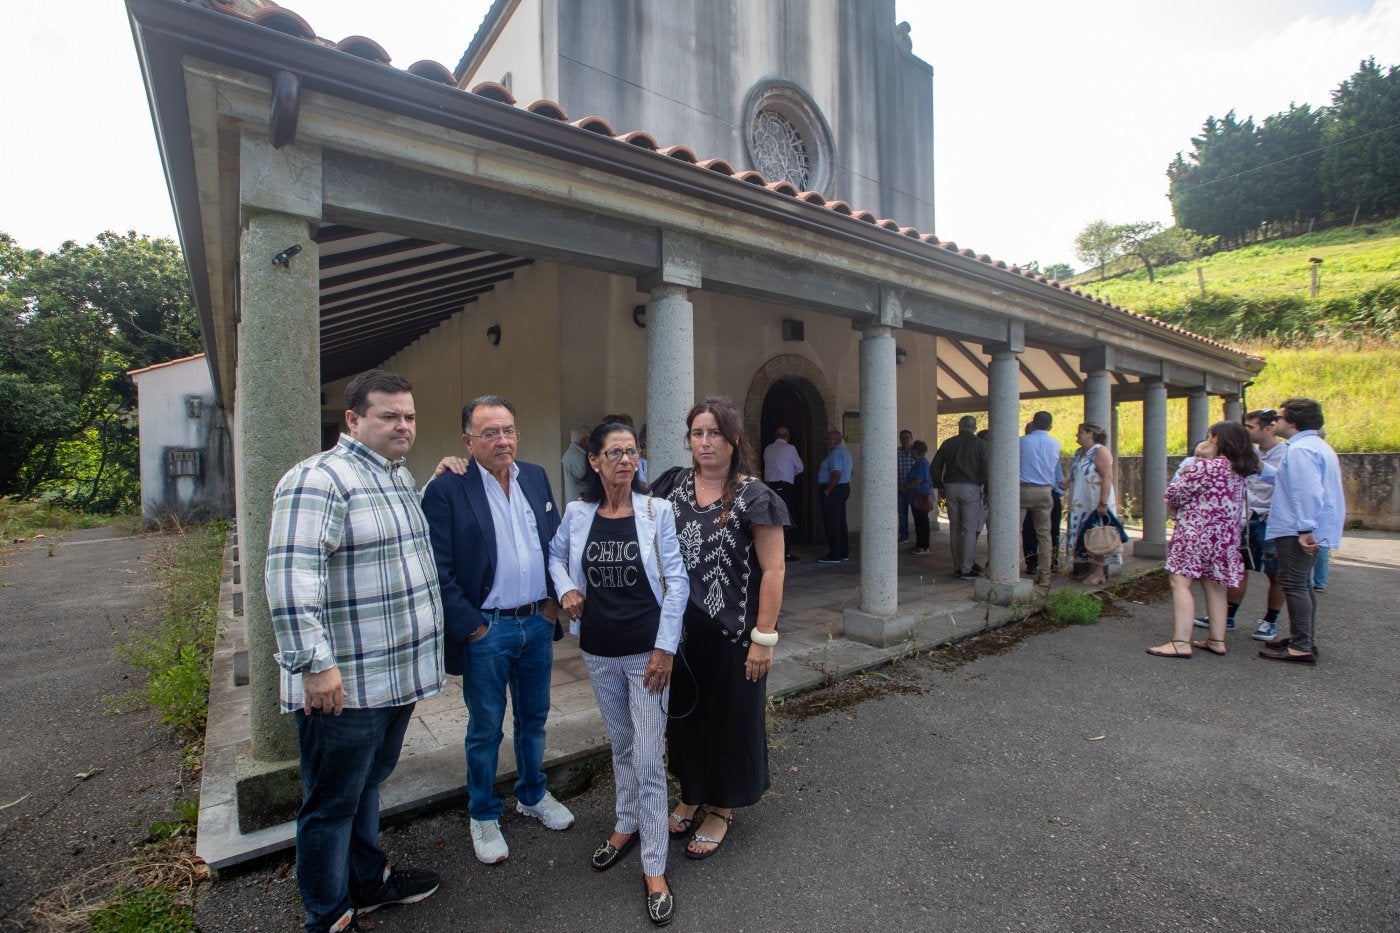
[203,0,1253,358]
[616,131,661,150]
[336,36,390,65]
[570,116,616,136]
[469,81,515,104]
[127,353,207,377]
[526,99,568,120]
[698,158,736,175]
[407,60,456,85]
[249,6,316,40]
[658,145,698,163]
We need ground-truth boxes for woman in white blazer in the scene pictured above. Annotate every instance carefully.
[548,421,688,927]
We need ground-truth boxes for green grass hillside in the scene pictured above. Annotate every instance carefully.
[1071,218,1400,312]
[1004,343,1399,457]
[930,222,1399,454]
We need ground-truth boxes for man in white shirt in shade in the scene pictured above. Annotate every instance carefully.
[1018,411,1064,587]
[1260,397,1345,664]
[561,424,591,504]
[763,426,804,560]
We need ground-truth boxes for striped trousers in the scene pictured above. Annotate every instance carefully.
[582,650,670,876]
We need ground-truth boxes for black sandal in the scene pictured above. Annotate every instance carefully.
[668,807,702,839]
[684,811,732,860]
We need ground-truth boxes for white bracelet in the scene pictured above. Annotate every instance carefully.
[749,627,779,647]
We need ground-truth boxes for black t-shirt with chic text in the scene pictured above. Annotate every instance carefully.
[580,513,661,657]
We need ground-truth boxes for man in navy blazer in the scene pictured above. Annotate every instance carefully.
[421,395,575,866]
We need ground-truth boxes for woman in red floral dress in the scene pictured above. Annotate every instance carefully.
[1148,421,1261,658]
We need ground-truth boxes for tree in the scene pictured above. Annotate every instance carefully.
[1043,262,1075,281]
[0,231,198,510]
[1074,220,1123,280]
[1321,58,1400,219]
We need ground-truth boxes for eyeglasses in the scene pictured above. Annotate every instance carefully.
[469,428,518,442]
[603,447,642,463]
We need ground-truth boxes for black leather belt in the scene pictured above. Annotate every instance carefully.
[1020,482,1050,487]
[489,601,540,617]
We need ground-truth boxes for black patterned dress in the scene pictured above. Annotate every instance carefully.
[655,469,790,808]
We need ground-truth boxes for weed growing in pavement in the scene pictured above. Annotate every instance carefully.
[0,497,135,562]
[1044,587,1103,625]
[87,884,194,933]
[110,520,226,767]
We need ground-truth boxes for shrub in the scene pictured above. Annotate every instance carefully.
[1044,587,1103,625]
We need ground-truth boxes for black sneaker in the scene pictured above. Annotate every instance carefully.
[955,568,982,579]
[352,865,440,915]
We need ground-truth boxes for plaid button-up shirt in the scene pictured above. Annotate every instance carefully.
[265,435,445,712]
[897,445,916,487]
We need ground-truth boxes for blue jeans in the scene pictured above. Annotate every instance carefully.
[295,704,414,933]
[897,490,913,539]
[1313,546,1330,589]
[462,611,554,820]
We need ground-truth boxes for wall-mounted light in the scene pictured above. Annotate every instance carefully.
[486,324,502,346]
[632,305,647,328]
[895,347,908,365]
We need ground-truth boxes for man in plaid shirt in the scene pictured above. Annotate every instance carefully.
[266,369,445,933]
[897,429,915,543]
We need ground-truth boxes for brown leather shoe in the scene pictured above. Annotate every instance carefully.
[1258,646,1317,664]
[1264,636,1320,659]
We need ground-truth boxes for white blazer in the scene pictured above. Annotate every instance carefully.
[548,491,689,653]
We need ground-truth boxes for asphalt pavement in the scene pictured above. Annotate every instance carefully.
[0,527,189,932]
[187,530,1398,931]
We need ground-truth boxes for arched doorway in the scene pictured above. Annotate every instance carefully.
[745,354,835,548]
[760,381,815,545]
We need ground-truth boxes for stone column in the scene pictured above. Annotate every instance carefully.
[1223,394,1242,423]
[975,348,1033,603]
[644,283,694,474]
[1084,369,1112,440]
[1134,379,1169,559]
[1187,388,1211,450]
[233,134,324,830]
[845,321,919,647]
[639,233,701,476]
[238,211,321,764]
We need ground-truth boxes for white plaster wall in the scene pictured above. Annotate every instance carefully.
[348,264,946,537]
[131,357,218,520]
[465,0,547,108]
[379,262,563,491]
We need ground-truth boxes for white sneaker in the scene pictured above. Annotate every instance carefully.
[515,791,575,830]
[470,818,509,864]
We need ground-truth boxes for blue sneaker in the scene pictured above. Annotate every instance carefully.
[1194,614,1236,630]
[1251,619,1277,641]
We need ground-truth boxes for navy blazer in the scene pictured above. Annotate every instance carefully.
[421,459,561,675]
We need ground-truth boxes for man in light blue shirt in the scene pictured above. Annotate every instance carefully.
[1260,397,1345,664]
[817,430,853,563]
[1018,411,1064,586]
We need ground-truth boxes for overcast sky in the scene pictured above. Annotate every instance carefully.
[3,0,1396,269]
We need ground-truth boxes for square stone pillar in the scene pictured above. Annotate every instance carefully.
[1187,388,1211,451]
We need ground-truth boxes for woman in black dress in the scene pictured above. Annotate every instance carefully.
[651,396,789,860]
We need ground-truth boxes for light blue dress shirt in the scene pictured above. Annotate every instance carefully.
[818,444,853,485]
[1018,430,1064,485]
[1265,430,1346,549]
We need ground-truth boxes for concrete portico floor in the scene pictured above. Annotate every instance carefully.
[197,523,1155,870]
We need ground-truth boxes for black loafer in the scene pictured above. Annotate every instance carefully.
[590,833,638,872]
[645,877,674,926]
